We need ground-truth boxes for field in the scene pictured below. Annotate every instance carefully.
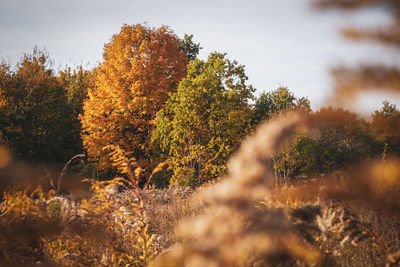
[1,112,400,266]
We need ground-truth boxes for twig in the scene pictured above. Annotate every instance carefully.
[57,154,85,193]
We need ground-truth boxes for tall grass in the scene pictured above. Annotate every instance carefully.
[151,113,400,266]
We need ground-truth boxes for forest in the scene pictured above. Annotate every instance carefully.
[1,0,400,266]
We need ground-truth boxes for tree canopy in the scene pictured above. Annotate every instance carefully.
[80,24,189,177]
[252,86,310,126]
[371,101,400,154]
[0,49,75,163]
[180,34,201,61]
[152,52,254,186]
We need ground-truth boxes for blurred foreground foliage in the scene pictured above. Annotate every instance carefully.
[2,115,400,266]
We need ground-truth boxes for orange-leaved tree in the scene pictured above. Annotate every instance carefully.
[80,24,188,179]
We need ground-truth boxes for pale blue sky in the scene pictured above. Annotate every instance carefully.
[1,0,399,113]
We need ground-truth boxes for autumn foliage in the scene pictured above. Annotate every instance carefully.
[80,24,188,177]
[2,3,400,265]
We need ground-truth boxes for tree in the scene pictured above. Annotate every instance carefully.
[312,107,379,171]
[0,62,12,145]
[152,52,254,186]
[371,101,400,155]
[273,107,380,177]
[272,134,318,180]
[59,66,94,120]
[0,49,75,163]
[180,34,201,61]
[80,24,188,178]
[252,87,311,126]
[58,66,95,155]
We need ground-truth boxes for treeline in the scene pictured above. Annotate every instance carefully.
[1,24,399,187]
[0,49,93,164]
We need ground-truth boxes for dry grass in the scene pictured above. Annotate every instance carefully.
[1,113,400,266]
[150,113,400,267]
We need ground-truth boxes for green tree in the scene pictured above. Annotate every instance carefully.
[152,52,255,186]
[58,66,94,155]
[272,134,318,180]
[252,86,311,126]
[273,107,380,178]
[0,49,75,163]
[59,66,94,119]
[180,34,201,61]
[312,107,379,173]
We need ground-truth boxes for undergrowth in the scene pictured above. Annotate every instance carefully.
[1,114,400,266]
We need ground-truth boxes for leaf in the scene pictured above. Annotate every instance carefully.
[80,24,188,174]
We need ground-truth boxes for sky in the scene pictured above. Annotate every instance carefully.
[1,0,400,114]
